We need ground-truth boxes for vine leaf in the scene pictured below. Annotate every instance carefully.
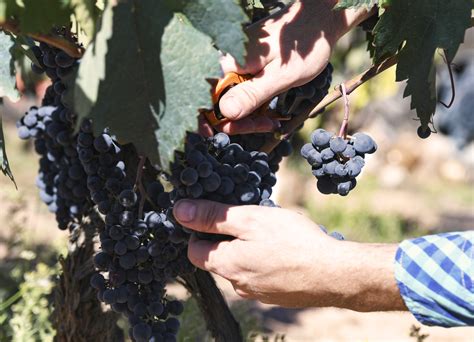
[168,0,249,66]
[338,0,472,127]
[74,0,220,171]
[373,0,472,127]
[1,0,73,34]
[71,0,100,44]
[0,114,16,187]
[0,31,19,101]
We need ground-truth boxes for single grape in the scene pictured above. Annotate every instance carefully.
[417,125,431,139]
[346,159,362,177]
[317,176,337,195]
[212,133,230,149]
[307,149,322,166]
[352,133,377,154]
[300,143,314,159]
[94,134,113,153]
[148,302,164,316]
[337,180,352,196]
[341,145,356,159]
[197,161,213,178]
[186,182,203,198]
[180,167,198,186]
[119,189,138,208]
[311,129,332,148]
[55,51,75,68]
[320,148,335,161]
[133,323,152,342]
[90,273,106,289]
[329,136,347,153]
[201,172,221,192]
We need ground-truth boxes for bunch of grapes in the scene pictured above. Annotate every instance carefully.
[17,105,90,229]
[77,121,192,342]
[301,129,377,196]
[17,38,86,230]
[170,132,278,209]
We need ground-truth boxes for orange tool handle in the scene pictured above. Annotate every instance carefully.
[204,72,283,126]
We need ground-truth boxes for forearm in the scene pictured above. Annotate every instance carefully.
[314,241,407,312]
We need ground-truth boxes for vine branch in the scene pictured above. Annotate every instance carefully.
[0,20,84,58]
[338,83,350,139]
[261,54,398,153]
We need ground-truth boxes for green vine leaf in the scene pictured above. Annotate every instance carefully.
[0,31,19,101]
[0,114,16,187]
[2,0,73,34]
[74,0,220,171]
[372,0,472,127]
[71,0,101,44]
[168,0,249,66]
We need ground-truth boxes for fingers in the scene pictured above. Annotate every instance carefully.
[187,235,234,277]
[219,60,297,120]
[215,115,279,135]
[198,113,214,137]
[173,199,257,238]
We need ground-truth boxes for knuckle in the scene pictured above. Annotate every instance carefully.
[200,202,222,232]
[236,84,260,109]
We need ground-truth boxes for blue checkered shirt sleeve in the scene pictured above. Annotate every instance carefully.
[394,231,474,327]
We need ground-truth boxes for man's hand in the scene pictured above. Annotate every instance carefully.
[173,199,407,311]
[215,0,374,135]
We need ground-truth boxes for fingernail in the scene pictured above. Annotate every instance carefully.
[174,200,196,223]
[220,96,242,119]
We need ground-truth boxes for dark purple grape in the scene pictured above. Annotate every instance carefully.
[311,129,331,148]
[133,323,152,342]
[329,137,347,153]
[119,189,137,208]
[417,125,431,139]
[55,51,75,68]
[352,133,376,154]
[180,168,198,186]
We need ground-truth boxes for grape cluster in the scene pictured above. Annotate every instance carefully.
[78,121,192,341]
[17,105,90,229]
[17,40,86,230]
[170,133,278,209]
[301,129,377,196]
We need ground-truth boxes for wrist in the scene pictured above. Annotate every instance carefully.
[299,1,376,48]
[335,241,407,311]
[312,240,406,311]
[328,4,377,44]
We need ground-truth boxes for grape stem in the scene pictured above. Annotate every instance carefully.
[260,54,398,154]
[438,49,456,109]
[135,156,147,218]
[0,20,84,58]
[338,83,350,139]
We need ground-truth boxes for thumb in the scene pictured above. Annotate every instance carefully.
[219,60,296,120]
[173,199,252,238]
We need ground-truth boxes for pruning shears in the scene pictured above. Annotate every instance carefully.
[204,72,288,126]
